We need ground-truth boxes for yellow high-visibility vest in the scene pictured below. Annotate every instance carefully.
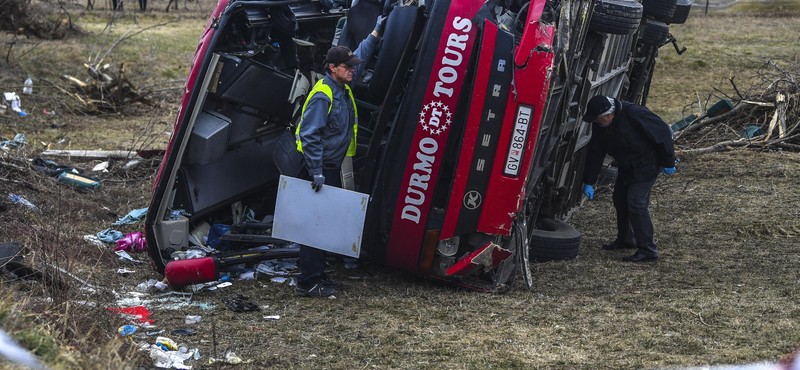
[295,79,358,157]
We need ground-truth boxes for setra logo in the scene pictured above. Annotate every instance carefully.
[463,190,482,210]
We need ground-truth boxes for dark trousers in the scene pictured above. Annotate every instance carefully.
[612,174,659,257]
[297,166,342,287]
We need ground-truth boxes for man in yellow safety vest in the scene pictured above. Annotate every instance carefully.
[293,16,385,297]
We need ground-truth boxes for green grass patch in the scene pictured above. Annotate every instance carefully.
[648,13,800,124]
[722,0,800,15]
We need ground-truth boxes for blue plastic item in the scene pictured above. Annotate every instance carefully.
[207,224,232,251]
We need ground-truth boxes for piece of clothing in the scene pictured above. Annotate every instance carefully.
[297,166,342,287]
[31,157,78,177]
[583,100,676,186]
[112,207,148,226]
[97,228,124,243]
[612,175,658,257]
[295,34,378,176]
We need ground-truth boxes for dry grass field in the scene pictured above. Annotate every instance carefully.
[1,1,799,369]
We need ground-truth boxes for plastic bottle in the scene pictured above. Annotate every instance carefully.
[23,75,33,95]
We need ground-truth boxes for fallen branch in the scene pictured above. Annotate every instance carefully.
[679,139,752,154]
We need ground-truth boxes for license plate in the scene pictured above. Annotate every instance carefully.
[503,105,533,177]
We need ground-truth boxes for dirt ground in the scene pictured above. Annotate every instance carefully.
[1,2,800,370]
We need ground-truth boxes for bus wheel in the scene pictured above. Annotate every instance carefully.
[588,0,642,35]
[529,218,581,262]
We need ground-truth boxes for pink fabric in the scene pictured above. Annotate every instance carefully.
[114,232,147,252]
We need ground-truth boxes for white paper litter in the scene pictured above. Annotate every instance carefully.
[142,344,198,370]
[83,235,105,248]
[92,161,109,172]
[116,250,145,263]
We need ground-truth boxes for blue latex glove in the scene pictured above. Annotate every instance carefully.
[374,15,387,34]
[663,167,676,175]
[583,184,594,200]
[312,174,325,192]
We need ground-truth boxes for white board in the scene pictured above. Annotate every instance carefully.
[272,175,368,258]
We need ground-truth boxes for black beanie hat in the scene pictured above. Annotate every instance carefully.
[582,96,614,123]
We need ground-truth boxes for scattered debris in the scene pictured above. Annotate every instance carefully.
[184,315,201,325]
[92,161,109,172]
[118,325,136,342]
[116,250,145,263]
[137,279,167,292]
[255,260,297,276]
[156,336,179,351]
[141,343,198,370]
[83,235,104,248]
[212,282,232,290]
[209,351,248,365]
[115,232,147,252]
[188,222,211,247]
[112,207,148,226]
[1,93,26,116]
[169,249,206,260]
[30,157,78,177]
[224,295,259,313]
[172,328,197,336]
[7,193,38,211]
[263,315,280,321]
[109,306,155,324]
[97,229,124,243]
[117,268,136,275]
[57,172,101,190]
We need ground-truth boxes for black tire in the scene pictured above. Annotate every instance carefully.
[669,0,691,24]
[368,6,417,98]
[529,218,581,262]
[640,19,669,45]
[589,0,643,36]
[642,0,678,22]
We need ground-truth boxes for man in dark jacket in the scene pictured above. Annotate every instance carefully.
[292,16,384,297]
[582,96,677,262]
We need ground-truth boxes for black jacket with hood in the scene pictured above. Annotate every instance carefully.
[583,100,676,185]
